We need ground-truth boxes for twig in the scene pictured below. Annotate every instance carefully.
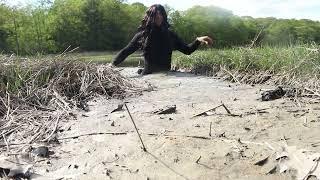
[222,103,241,117]
[58,132,128,140]
[2,133,10,153]
[146,133,211,140]
[220,66,241,85]
[196,156,202,164]
[65,47,79,54]
[244,108,270,116]
[0,142,28,147]
[192,104,223,118]
[94,73,111,98]
[303,117,308,127]
[124,103,147,152]
[303,157,320,180]
[193,103,239,118]
[6,92,10,120]
[0,132,128,147]
[304,87,320,97]
[249,25,265,48]
[52,89,71,111]
[28,117,55,144]
[209,122,212,137]
[186,135,211,140]
[56,45,71,57]
[221,103,231,114]
[12,97,55,111]
[42,114,61,142]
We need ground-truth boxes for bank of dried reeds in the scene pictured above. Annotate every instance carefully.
[0,55,147,152]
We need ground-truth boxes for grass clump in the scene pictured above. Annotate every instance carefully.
[172,44,320,91]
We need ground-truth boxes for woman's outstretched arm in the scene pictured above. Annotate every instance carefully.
[171,31,213,55]
[112,32,142,66]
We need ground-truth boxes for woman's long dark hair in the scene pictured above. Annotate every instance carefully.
[138,4,170,50]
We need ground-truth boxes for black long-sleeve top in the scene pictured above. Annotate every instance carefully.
[112,27,201,74]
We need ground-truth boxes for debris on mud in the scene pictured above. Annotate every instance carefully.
[153,105,177,114]
[31,146,50,158]
[254,156,269,166]
[261,86,286,101]
[192,103,239,118]
[192,104,224,118]
[0,156,35,179]
[195,156,202,164]
[111,104,124,113]
[255,146,320,179]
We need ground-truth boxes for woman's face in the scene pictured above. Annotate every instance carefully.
[155,10,164,27]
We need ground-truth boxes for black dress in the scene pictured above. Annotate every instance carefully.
[112,27,201,75]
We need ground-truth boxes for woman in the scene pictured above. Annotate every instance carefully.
[111,4,213,75]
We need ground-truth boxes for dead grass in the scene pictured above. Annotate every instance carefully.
[0,54,150,153]
[172,44,320,98]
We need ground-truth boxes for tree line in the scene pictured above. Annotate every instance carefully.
[0,0,319,55]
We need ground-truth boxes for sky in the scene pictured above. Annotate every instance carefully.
[4,0,320,21]
[127,0,320,21]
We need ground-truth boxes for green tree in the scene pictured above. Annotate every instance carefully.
[0,4,10,52]
[1,1,320,54]
[49,0,87,51]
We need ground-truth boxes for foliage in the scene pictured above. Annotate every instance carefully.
[0,1,319,55]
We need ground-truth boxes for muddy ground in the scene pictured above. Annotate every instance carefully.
[7,67,320,180]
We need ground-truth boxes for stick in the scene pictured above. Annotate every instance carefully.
[95,74,111,98]
[0,142,28,147]
[249,25,265,48]
[196,156,202,164]
[10,96,55,111]
[58,132,127,140]
[5,92,10,120]
[304,87,320,97]
[42,114,61,142]
[53,89,71,111]
[56,45,71,57]
[209,122,212,137]
[303,117,308,127]
[0,132,128,147]
[2,133,10,153]
[220,66,241,85]
[146,133,211,140]
[221,103,241,117]
[192,104,223,118]
[221,103,231,114]
[192,103,240,118]
[28,117,55,144]
[303,157,320,180]
[124,103,147,152]
[244,108,270,116]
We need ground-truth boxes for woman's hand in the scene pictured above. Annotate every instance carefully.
[197,36,213,45]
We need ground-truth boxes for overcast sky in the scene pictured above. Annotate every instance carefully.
[128,0,320,21]
[5,0,320,21]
